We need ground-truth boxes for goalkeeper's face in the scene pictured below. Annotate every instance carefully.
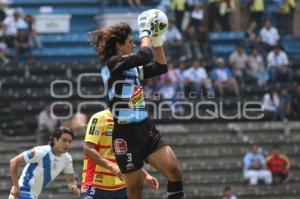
[118,34,136,55]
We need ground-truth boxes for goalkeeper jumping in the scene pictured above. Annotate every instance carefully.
[89,10,184,199]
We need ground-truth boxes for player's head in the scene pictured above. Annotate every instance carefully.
[223,185,232,197]
[271,144,280,156]
[90,22,135,64]
[50,126,74,153]
[250,143,258,154]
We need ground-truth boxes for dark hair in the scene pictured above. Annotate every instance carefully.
[224,185,231,192]
[50,126,74,146]
[89,22,132,64]
[273,144,280,149]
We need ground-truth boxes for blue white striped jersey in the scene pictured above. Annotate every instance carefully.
[18,145,74,198]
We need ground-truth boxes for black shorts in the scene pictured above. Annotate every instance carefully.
[113,119,167,173]
[80,185,127,199]
[273,172,289,183]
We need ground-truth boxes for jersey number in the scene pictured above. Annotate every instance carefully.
[126,153,132,162]
[89,118,98,135]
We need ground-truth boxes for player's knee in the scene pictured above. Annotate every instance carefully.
[168,164,183,181]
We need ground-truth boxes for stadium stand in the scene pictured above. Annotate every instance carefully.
[1,0,300,198]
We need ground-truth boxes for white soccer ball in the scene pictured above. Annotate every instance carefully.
[146,9,168,37]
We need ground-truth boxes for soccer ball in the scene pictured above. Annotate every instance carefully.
[146,9,168,37]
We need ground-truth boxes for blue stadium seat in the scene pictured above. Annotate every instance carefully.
[32,46,96,56]
[211,44,236,55]
[209,32,245,43]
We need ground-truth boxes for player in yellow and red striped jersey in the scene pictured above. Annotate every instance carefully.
[80,109,159,199]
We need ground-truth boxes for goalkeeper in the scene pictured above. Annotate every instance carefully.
[89,10,184,199]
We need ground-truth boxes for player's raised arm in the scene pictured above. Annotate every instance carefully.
[136,10,169,80]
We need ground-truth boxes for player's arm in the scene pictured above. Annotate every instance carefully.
[141,169,159,192]
[9,154,26,196]
[83,142,121,176]
[64,174,80,196]
[137,34,168,79]
[84,115,123,178]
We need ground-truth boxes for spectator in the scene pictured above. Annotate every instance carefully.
[170,0,186,32]
[246,21,259,43]
[15,28,33,63]
[184,25,202,59]
[163,20,184,59]
[161,62,185,93]
[71,112,87,134]
[247,47,269,85]
[219,0,235,31]
[207,0,235,31]
[274,0,294,35]
[3,11,27,48]
[24,15,43,49]
[290,83,300,119]
[196,25,211,59]
[211,58,240,97]
[248,0,265,28]
[266,145,292,185]
[229,45,249,84]
[279,87,292,121]
[243,144,272,185]
[37,104,59,145]
[0,36,10,64]
[190,3,205,30]
[259,19,280,51]
[183,59,213,98]
[207,0,221,32]
[262,87,282,120]
[267,45,292,84]
[222,185,238,199]
[287,0,296,35]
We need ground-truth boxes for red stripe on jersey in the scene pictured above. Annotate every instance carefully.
[83,157,96,185]
[104,118,113,123]
[99,144,111,149]
[92,183,127,190]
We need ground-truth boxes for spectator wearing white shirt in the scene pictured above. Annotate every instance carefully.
[183,59,213,98]
[243,144,272,185]
[211,58,240,97]
[163,20,184,60]
[190,3,204,29]
[262,87,283,120]
[259,19,280,51]
[229,45,249,84]
[3,11,28,48]
[247,47,269,85]
[37,104,59,144]
[267,45,292,84]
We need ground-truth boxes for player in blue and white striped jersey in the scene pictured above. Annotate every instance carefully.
[8,126,80,199]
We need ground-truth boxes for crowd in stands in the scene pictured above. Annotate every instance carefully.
[0,9,42,64]
[140,0,300,121]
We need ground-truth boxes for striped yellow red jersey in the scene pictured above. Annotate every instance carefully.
[81,109,126,190]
